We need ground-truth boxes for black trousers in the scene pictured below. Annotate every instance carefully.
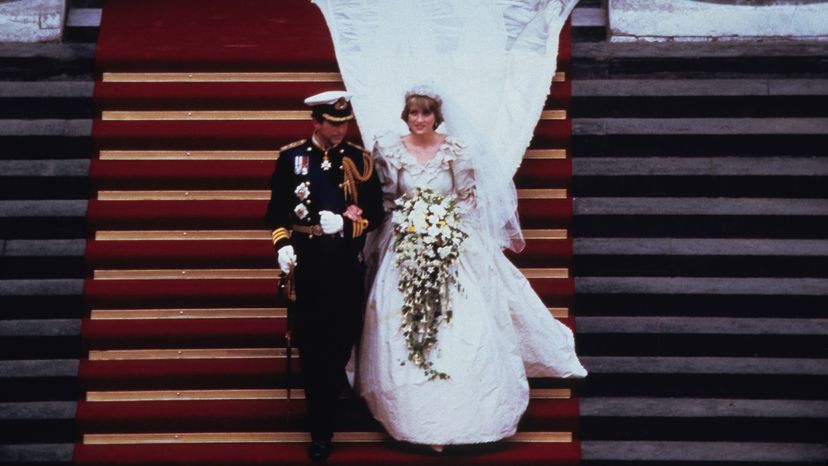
[292,235,365,441]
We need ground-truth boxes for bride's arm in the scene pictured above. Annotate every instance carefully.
[450,145,476,214]
[373,141,401,214]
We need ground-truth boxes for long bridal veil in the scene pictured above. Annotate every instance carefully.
[312,0,579,251]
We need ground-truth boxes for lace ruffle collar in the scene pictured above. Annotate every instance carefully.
[377,133,463,174]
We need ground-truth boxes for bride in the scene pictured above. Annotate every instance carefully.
[356,87,587,446]
[311,0,585,447]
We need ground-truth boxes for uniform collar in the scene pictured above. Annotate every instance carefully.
[310,133,344,153]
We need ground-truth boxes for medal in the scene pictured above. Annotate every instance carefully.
[294,155,309,175]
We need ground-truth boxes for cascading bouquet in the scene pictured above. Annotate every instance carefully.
[391,187,468,380]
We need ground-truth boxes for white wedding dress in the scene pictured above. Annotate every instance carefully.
[356,133,586,445]
[311,0,585,445]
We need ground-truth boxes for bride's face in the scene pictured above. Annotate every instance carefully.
[407,106,436,136]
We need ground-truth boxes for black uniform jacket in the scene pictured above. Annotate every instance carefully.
[265,137,384,255]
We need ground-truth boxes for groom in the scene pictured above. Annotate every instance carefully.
[265,91,383,461]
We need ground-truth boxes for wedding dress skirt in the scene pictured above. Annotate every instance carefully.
[356,135,587,445]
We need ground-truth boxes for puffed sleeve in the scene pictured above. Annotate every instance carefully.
[373,139,402,213]
[447,138,476,213]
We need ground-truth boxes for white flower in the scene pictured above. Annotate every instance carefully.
[391,210,406,225]
[427,224,441,238]
[438,246,452,259]
[429,204,446,217]
[294,203,309,220]
[412,217,428,233]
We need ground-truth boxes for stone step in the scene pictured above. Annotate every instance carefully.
[573,157,828,176]
[575,357,828,398]
[0,160,90,200]
[574,198,827,216]
[576,277,828,296]
[572,175,828,197]
[571,118,828,156]
[583,356,828,376]
[0,120,93,159]
[581,440,826,464]
[578,317,827,335]
[65,8,101,43]
[0,81,94,119]
[574,238,828,256]
[0,319,82,359]
[579,398,827,443]
[0,401,77,443]
[572,256,828,279]
[0,280,85,319]
[0,43,95,81]
[572,41,828,79]
[572,95,828,118]
[573,79,828,96]
[0,443,73,465]
[574,118,828,135]
[573,213,828,239]
[576,317,827,356]
[0,200,88,239]
[0,359,80,402]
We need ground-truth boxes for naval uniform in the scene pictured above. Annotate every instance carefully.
[266,136,383,443]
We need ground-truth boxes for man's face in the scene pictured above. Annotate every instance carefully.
[313,119,349,148]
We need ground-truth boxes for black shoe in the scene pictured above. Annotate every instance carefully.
[307,439,332,462]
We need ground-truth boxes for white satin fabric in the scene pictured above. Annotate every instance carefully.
[311,0,580,252]
[356,135,586,445]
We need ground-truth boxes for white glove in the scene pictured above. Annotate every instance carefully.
[319,210,344,235]
[277,245,297,274]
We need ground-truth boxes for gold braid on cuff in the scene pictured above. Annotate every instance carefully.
[351,218,369,238]
[271,227,290,245]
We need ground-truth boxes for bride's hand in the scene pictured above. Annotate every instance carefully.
[343,204,363,222]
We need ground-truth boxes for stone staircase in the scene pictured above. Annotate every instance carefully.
[1,1,826,464]
[570,35,828,465]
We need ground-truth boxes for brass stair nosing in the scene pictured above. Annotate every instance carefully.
[89,306,564,320]
[95,230,271,241]
[86,388,306,402]
[99,150,279,160]
[92,269,281,280]
[92,268,568,280]
[101,110,312,121]
[96,188,566,201]
[88,348,290,361]
[523,229,568,240]
[521,268,569,279]
[101,71,565,83]
[101,108,565,122]
[90,308,287,320]
[85,387,569,402]
[524,149,567,159]
[95,228,567,241]
[549,307,569,318]
[99,148,565,161]
[83,431,571,445]
[97,190,270,201]
[103,72,344,83]
[540,110,567,120]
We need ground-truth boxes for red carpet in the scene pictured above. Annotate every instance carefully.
[77,1,580,464]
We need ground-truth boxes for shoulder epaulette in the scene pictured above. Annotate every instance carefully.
[279,139,307,153]
[346,141,370,154]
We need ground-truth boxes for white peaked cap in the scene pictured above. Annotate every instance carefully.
[303,90,353,106]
